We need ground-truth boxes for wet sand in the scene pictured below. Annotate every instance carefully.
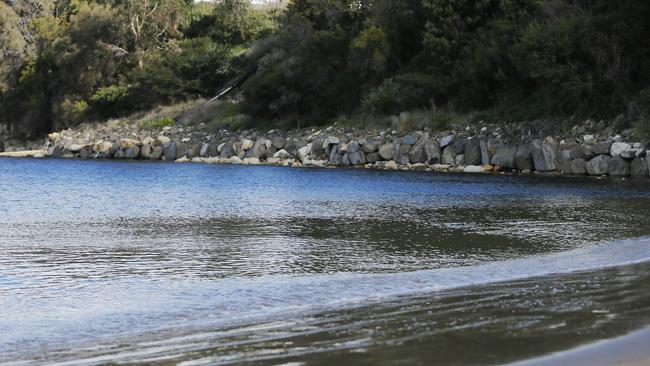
[511,326,650,366]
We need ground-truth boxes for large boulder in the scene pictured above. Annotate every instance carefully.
[530,137,559,171]
[361,139,380,153]
[610,142,631,157]
[608,157,630,177]
[515,144,533,171]
[378,143,394,161]
[246,140,268,159]
[163,141,177,160]
[150,146,163,160]
[394,139,412,165]
[347,141,361,153]
[440,134,455,149]
[241,139,254,151]
[220,143,235,158]
[329,144,342,165]
[586,155,611,176]
[200,143,217,158]
[569,159,588,175]
[124,146,140,159]
[366,152,380,163]
[309,138,326,159]
[480,139,491,165]
[141,144,152,159]
[272,136,287,149]
[402,135,417,145]
[491,145,517,169]
[585,140,613,155]
[348,151,366,165]
[186,145,201,159]
[464,138,482,166]
[442,146,457,165]
[631,157,649,177]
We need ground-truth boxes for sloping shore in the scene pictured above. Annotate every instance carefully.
[511,326,650,366]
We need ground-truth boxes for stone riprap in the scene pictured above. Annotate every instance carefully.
[3,122,649,179]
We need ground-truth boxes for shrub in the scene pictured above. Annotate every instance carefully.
[89,85,136,118]
[138,116,175,130]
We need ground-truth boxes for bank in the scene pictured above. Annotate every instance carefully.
[1,118,649,179]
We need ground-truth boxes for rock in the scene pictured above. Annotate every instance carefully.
[309,138,326,159]
[361,139,380,153]
[230,156,243,164]
[113,150,126,159]
[341,153,351,166]
[67,144,86,153]
[620,149,643,160]
[175,143,188,160]
[440,134,455,149]
[631,157,649,177]
[119,139,140,150]
[141,144,152,159]
[272,136,286,149]
[455,154,465,167]
[220,143,235,158]
[583,135,596,144]
[186,145,201,159]
[200,143,213,157]
[150,146,163,160]
[463,165,485,173]
[348,151,366,165]
[586,155,611,176]
[608,157,630,177]
[586,140,613,155]
[491,145,517,169]
[124,146,140,159]
[243,157,261,165]
[246,140,268,159]
[483,164,494,172]
[273,149,292,159]
[163,141,177,160]
[569,159,588,175]
[347,141,361,153]
[515,144,533,171]
[366,152,380,163]
[432,164,450,172]
[610,142,631,157]
[48,132,60,141]
[442,146,457,165]
[379,143,395,161]
[175,156,190,163]
[93,141,113,154]
[298,145,311,162]
[394,141,412,165]
[329,144,342,165]
[241,139,254,151]
[79,148,93,159]
[402,135,417,145]
[480,139,491,165]
[530,137,559,171]
[464,138,482,166]
[384,160,398,170]
[453,138,467,155]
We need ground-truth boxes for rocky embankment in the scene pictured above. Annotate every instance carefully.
[2,120,650,179]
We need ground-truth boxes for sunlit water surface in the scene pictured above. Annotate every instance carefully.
[1,158,650,365]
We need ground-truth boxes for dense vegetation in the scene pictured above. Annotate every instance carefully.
[1,0,650,139]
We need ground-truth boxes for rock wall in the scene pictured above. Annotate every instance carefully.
[35,124,650,179]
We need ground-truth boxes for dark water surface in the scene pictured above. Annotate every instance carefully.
[1,158,650,365]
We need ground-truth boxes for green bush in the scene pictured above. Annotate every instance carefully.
[89,85,136,118]
[138,116,176,130]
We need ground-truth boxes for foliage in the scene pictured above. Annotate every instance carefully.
[138,115,175,130]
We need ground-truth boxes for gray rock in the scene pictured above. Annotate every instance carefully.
[620,149,643,160]
[341,153,351,166]
[0,140,4,153]
[455,154,465,166]
[124,146,140,159]
[440,134,455,149]
[273,149,292,159]
[491,145,517,169]
[163,141,177,161]
[272,136,287,149]
[366,152,380,163]
[515,144,533,171]
[200,143,217,157]
[150,146,163,160]
[453,138,466,155]
[631,157,649,177]
[310,138,326,159]
[408,135,429,164]
[464,138,482,166]
[329,144,342,165]
[586,140,613,155]
[176,143,188,159]
[610,142,631,157]
[379,143,394,161]
[246,140,268,159]
[347,141,361,153]
[395,143,412,165]
[608,157,630,177]
[348,151,366,165]
[480,139,491,165]
[530,137,559,171]
[322,136,339,149]
[79,147,93,159]
[442,146,457,165]
[361,139,380,153]
[569,159,588,175]
[220,143,235,158]
[402,135,417,145]
[186,145,201,159]
[586,155,611,176]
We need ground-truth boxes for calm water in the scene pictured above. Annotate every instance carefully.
[1,158,650,365]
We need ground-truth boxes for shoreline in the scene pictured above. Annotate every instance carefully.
[510,326,650,366]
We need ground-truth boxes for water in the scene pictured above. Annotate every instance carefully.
[1,158,650,365]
